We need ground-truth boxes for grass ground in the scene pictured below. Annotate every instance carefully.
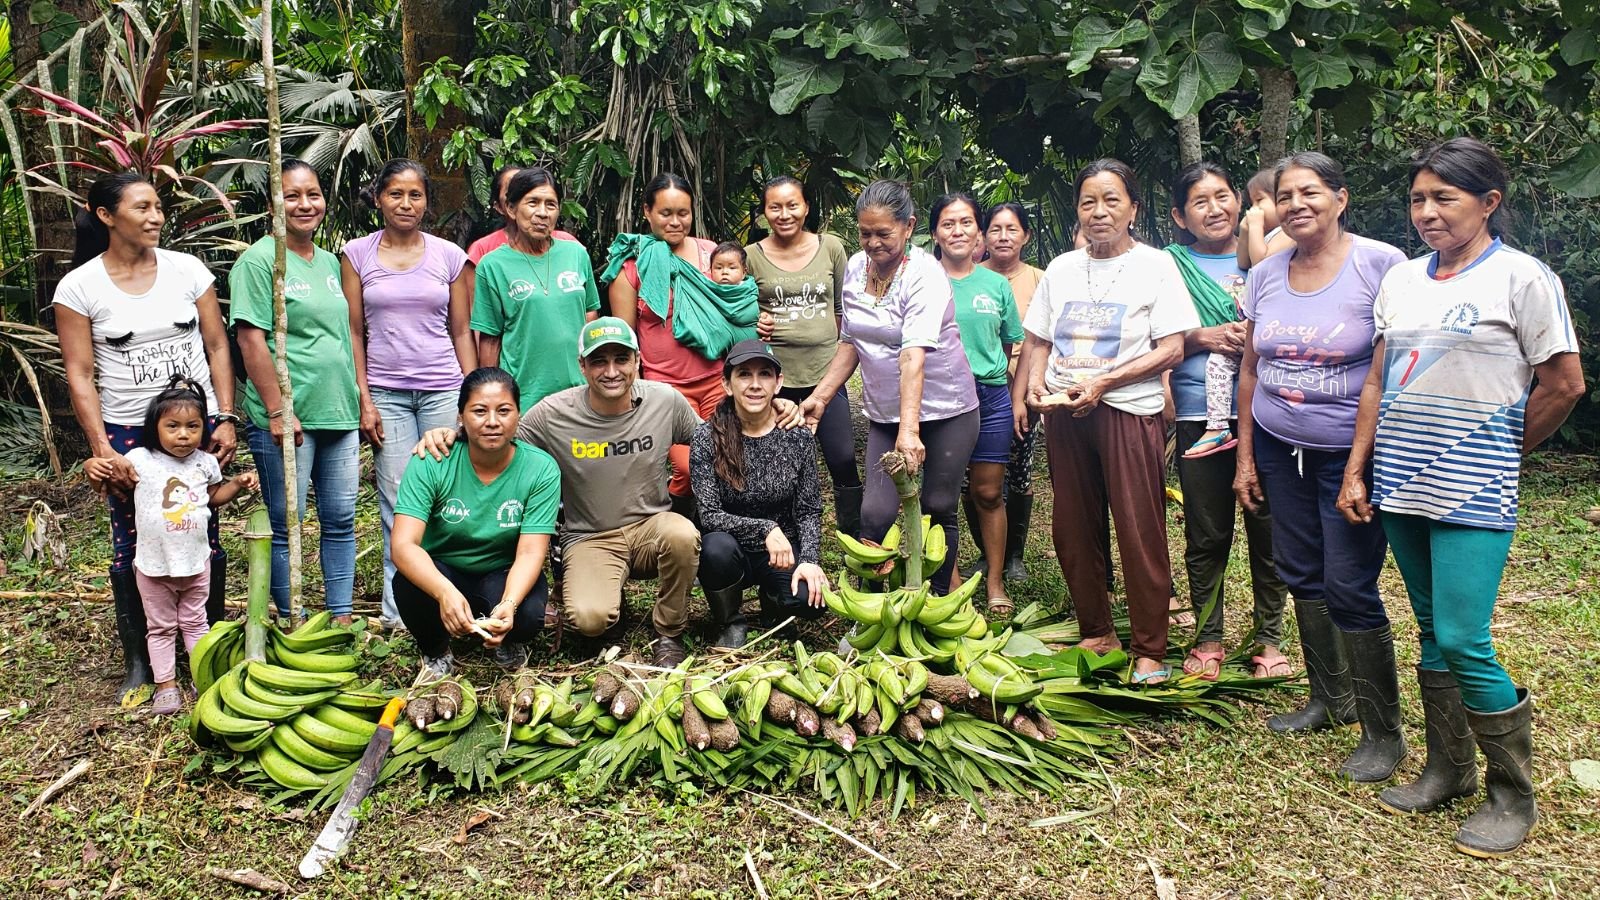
[1,442,1597,898]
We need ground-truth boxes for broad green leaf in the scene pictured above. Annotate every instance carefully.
[1549,144,1600,198]
[1235,0,1289,11]
[1068,16,1151,75]
[1561,29,1600,66]
[768,55,845,115]
[1142,33,1242,118]
[1291,45,1353,94]
[849,19,910,61]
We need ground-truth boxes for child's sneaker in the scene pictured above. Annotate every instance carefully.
[150,687,184,716]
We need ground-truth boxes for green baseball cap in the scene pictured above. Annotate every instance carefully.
[577,316,640,357]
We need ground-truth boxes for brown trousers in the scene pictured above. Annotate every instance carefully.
[1044,405,1173,660]
[561,511,701,638]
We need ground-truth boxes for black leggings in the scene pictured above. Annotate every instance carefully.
[699,531,823,626]
[394,561,547,658]
[861,410,979,593]
[780,385,861,489]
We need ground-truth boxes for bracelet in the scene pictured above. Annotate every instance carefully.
[267,409,285,419]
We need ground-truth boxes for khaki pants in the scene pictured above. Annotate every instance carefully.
[561,512,700,637]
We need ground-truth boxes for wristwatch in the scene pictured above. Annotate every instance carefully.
[213,411,241,426]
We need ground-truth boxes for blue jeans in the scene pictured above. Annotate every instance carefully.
[247,425,360,616]
[370,387,459,622]
[1381,510,1518,713]
[1252,427,1388,632]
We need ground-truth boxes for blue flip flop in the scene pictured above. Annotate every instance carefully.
[1131,666,1173,685]
[1182,428,1238,459]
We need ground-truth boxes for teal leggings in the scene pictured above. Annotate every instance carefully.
[1381,510,1518,713]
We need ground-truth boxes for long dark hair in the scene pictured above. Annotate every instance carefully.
[983,201,1032,235]
[709,396,747,492]
[458,366,521,413]
[139,374,211,455]
[1168,161,1237,245]
[1409,137,1509,238]
[73,172,154,269]
[928,192,981,260]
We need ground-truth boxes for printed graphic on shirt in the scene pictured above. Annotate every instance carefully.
[569,434,655,458]
[496,499,524,528]
[1050,301,1126,382]
[160,476,206,531]
[1441,303,1480,334]
[1254,317,1355,406]
[557,270,585,292]
[441,498,470,523]
[768,279,833,322]
[971,292,1002,316]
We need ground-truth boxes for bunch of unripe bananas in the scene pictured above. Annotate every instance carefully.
[187,611,476,790]
[835,517,948,590]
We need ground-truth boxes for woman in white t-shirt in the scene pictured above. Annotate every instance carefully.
[1338,138,1584,859]
[53,172,240,707]
[1014,158,1198,685]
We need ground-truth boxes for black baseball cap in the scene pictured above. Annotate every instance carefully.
[723,339,782,373]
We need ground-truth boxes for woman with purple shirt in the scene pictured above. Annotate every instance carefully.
[800,180,978,593]
[342,158,477,629]
[1233,151,1407,782]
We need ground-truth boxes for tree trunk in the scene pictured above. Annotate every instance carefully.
[1176,114,1202,167]
[399,0,480,245]
[1257,66,1295,168]
[7,0,100,321]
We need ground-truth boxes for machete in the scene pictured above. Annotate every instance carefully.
[299,696,405,879]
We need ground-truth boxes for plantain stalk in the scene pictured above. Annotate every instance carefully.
[880,451,923,588]
[244,506,272,662]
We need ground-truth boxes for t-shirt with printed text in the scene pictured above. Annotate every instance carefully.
[126,447,222,578]
[1371,240,1579,530]
[744,233,850,388]
[230,236,359,430]
[949,266,1024,385]
[1022,243,1198,417]
[1241,234,1405,450]
[52,248,219,425]
[470,241,601,409]
[393,439,560,574]
[516,379,700,549]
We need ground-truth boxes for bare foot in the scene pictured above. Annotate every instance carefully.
[1076,635,1122,654]
[332,614,354,627]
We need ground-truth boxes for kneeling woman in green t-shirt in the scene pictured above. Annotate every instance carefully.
[391,368,561,676]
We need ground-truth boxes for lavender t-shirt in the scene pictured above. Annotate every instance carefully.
[1242,234,1406,450]
[839,245,978,424]
[344,231,468,391]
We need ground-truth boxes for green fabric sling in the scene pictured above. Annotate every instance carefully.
[599,233,759,359]
[1163,243,1242,328]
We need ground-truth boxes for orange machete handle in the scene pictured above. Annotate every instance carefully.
[378,696,406,729]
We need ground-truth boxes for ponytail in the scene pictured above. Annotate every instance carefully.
[709,397,746,492]
[72,172,151,269]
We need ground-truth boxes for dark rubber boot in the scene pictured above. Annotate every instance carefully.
[669,493,698,529]
[111,569,153,707]
[1379,668,1479,814]
[1455,689,1537,858]
[1003,491,1032,583]
[1340,624,1407,782]
[206,558,228,625]
[1268,598,1357,733]
[704,581,750,649]
[834,484,863,541]
[961,490,985,579]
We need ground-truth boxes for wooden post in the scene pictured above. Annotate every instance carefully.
[260,0,303,618]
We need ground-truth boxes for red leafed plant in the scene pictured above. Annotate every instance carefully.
[21,10,262,257]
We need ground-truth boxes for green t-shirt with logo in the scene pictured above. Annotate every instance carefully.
[949,267,1024,386]
[229,236,360,430]
[470,241,601,410]
[393,439,560,574]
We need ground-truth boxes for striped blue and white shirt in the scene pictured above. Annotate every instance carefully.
[1371,240,1578,531]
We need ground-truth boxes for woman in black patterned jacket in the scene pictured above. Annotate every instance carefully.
[692,339,829,648]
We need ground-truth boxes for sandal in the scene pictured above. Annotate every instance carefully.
[1183,428,1238,459]
[1131,665,1172,685]
[1182,648,1225,681]
[1251,653,1294,679]
[986,596,1014,617]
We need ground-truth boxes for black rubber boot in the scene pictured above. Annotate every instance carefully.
[111,569,153,707]
[1379,667,1479,814]
[1268,598,1357,733]
[1340,624,1407,782]
[834,484,864,541]
[704,581,750,649]
[961,490,985,579]
[1003,491,1032,583]
[669,493,698,529]
[206,558,228,625]
[1455,689,1537,858]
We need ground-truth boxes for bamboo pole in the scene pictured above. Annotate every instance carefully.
[260,0,303,618]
